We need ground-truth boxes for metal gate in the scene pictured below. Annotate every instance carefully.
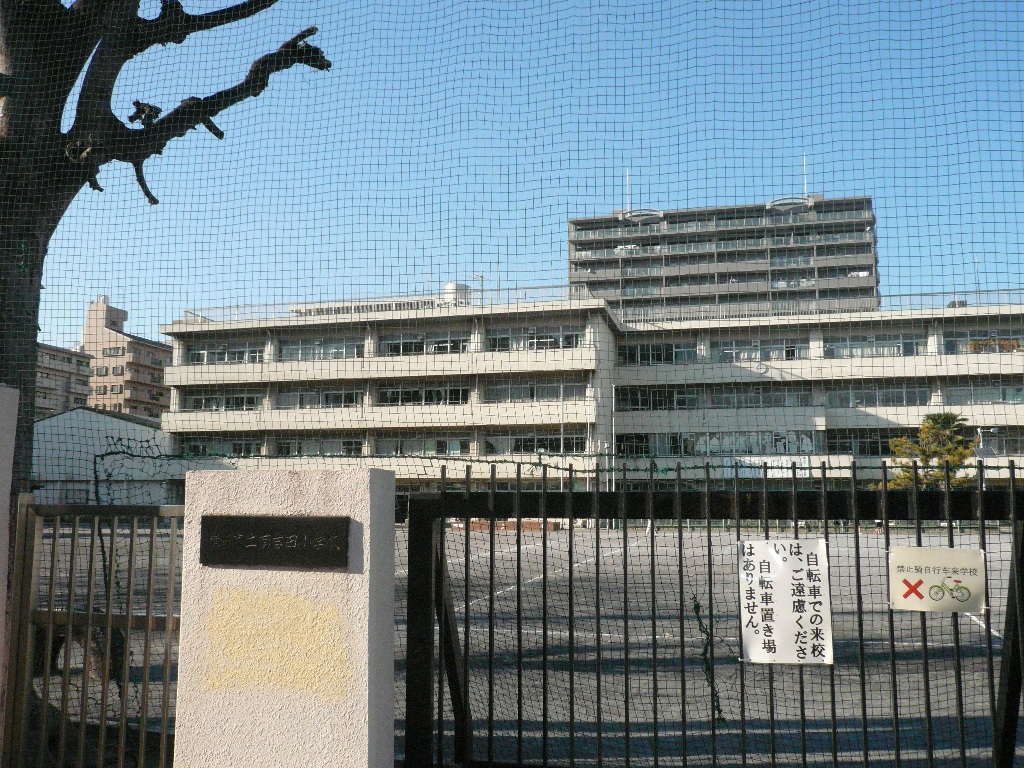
[403,464,1024,767]
[4,499,182,768]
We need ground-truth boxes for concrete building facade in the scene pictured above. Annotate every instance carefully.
[34,343,92,419]
[568,196,879,323]
[81,295,172,423]
[159,290,1024,488]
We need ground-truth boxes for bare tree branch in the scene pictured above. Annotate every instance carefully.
[133,0,279,49]
[72,0,143,134]
[112,27,330,168]
[133,161,158,204]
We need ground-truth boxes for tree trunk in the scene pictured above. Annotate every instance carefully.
[0,218,48,497]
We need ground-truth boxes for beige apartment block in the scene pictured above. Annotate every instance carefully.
[34,343,92,419]
[159,285,1024,489]
[82,295,172,423]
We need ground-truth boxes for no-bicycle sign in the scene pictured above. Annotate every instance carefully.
[888,546,986,613]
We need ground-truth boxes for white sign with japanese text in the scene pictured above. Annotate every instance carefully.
[739,540,834,665]
[888,546,986,613]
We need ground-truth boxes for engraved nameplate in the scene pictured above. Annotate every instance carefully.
[200,515,350,569]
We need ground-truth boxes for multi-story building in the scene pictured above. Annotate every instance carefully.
[81,295,172,423]
[34,343,93,419]
[159,286,1024,489]
[568,195,879,322]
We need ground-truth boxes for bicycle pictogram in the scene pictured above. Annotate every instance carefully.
[928,577,971,603]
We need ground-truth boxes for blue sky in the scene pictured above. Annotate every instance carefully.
[40,0,1024,345]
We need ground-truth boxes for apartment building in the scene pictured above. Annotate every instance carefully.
[34,343,93,419]
[568,195,879,322]
[82,295,172,423]
[159,287,1024,488]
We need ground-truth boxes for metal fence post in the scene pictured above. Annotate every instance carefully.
[406,508,438,768]
[993,462,1022,768]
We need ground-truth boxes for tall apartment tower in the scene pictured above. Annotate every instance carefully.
[568,195,879,321]
[81,295,172,422]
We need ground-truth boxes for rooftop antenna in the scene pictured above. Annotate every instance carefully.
[626,168,631,212]
[803,154,807,198]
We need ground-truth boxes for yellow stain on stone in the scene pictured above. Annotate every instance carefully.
[205,587,351,698]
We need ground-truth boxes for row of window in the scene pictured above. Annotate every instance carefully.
[184,327,587,365]
[617,330,1024,365]
[614,382,1024,411]
[179,379,588,412]
[182,431,588,458]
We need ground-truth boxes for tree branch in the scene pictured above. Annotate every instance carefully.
[133,0,279,49]
[113,27,330,167]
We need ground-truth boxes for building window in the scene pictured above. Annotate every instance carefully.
[825,430,911,457]
[377,333,426,357]
[377,383,470,407]
[91,385,107,395]
[944,330,1024,355]
[72,397,86,406]
[486,326,584,352]
[279,337,364,361]
[111,365,124,375]
[615,385,813,411]
[376,435,471,456]
[102,346,125,357]
[278,437,363,457]
[483,379,587,403]
[184,392,264,411]
[824,334,925,358]
[616,342,698,366]
[824,384,932,408]
[276,390,363,409]
[710,338,810,363]
[110,384,123,394]
[90,366,109,376]
[187,342,265,365]
[482,430,587,455]
[616,431,816,457]
[945,382,1024,405]
[149,372,163,383]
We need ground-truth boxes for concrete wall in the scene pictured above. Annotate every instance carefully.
[174,469,395,768]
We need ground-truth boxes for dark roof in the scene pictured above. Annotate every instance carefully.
[33,406,163,430]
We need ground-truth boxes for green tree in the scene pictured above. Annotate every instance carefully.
[0,1,330,497]
[886,412,977,489]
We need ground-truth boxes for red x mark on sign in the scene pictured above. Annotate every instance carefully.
[902,579,924,599]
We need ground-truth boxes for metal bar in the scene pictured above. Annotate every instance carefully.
[647,461,658,768]
[36,513,62,768]
[116,517,139,768]
[7,497,38,768]
[621,463,631,765]
[136,515,159,767]
[436,469,446,766]
[944,464,967,768]
[993,460,1023,768]
[792,463,807,768]
[850,462,869,767]
[762,464,776,768]
[55,514,81,768]
[516,464,524,765]
[487,464,496,765]
[821,463,838,768]
[405,502,437,768]
[976,462,997,731]
[541,464,549,767]
[675,464,687,768]
[593,464,603,768]
[881,464,903,767]
[435,530,471,764]
[705,463,718,768]
[76,516,102,768]
[912,463,935,768]
[462,466,472,766]
[158,516,179,768]
[568,465,577,768]
[734,467,746,768]
[94,516,121,764]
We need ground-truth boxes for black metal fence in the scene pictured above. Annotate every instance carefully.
[4,500,182,768]
[403,463,1024,768]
